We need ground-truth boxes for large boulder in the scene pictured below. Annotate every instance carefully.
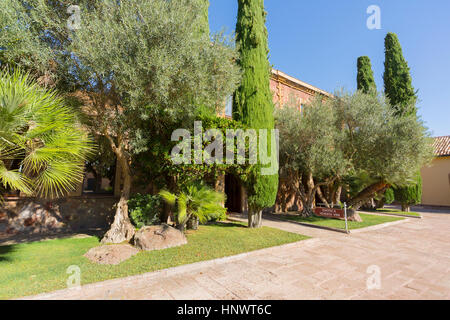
[84,244,139,265]
[347,209,363,222]
[133,224,187,251]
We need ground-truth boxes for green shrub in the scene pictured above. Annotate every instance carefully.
[394,173,422,211]
[159,182,227,231]
[384,188,395,204]
[128,194,163,228]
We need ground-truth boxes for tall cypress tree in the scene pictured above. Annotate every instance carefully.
[383,32,417,116]
[234,0,278,228]
[357,56,376,94]
[383,32,421,211]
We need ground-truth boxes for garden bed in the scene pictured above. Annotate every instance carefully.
[0,222,308,299]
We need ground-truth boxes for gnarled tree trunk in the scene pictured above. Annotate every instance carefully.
[333,185,342,207]
[347,181,388,211]
[101,148,135,244]
[316,186,330,208]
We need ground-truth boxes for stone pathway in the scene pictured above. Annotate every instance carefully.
[23,208,450,300]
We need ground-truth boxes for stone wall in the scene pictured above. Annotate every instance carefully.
[0,196,117,236]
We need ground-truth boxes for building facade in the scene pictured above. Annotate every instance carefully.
[421,136,450,207]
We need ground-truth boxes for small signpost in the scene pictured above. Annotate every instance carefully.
[313,203,350,234]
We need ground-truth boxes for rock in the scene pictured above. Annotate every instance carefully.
[84,244,139,265]
[134,224,187,251]
[347,209,363,222]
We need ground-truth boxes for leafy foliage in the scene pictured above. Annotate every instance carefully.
[0,69,92,198]
[159,183,227,230]
[1,0,241,241]
[132,113,252,194]
[333,91,432,186]
[128,194,163,229]
[384,187,395,205]
[276,90,433,211]
[276,97,347,182]
[394,173,422,208]
[197,0,210,36]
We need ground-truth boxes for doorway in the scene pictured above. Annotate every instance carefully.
[225,174,242,213]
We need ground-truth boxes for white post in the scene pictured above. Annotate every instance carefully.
[344,202,349,234]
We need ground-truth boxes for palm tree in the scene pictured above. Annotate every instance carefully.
[159,183,227,231]
[0,69,93,199]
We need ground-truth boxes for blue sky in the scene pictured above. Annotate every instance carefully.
[209,0,450,137]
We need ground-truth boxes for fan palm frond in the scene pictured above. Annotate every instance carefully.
[0,69,94,199]
[159,183,227,229]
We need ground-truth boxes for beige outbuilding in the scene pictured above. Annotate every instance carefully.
[421,136,450,207]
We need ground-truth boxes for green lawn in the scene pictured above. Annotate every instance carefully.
[375,208,421,217]
[0,222,308,300]
[279,213,403,230]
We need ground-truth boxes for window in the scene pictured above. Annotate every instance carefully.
[81,151,116,195]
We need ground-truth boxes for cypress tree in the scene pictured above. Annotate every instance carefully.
[357,56,376,94]
[383,32,417,116]
[234,0,278,228]
[383,32,421,211]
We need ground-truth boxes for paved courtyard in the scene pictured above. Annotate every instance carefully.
[25,207,450,300]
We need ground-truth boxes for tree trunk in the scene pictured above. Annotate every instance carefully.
[187,216,199,230]
[375,198,386,209]
[248,209,262,228]
[347,181,388,211]
[301,205,314,217]
[160,201,171,224]
[401,204,410,212]
[333,185,342,207]
[362,198,376,210]
[316,186,330,208]
[101,152,135,244]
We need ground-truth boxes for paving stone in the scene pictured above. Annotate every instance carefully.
[23,208,450,300]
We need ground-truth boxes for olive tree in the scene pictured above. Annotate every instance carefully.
[276,91,433,218]
[333,91,433,210]
[2,0,240,243]
[275,97,349,216]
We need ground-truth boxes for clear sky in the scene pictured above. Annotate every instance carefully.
[209,0,450,137]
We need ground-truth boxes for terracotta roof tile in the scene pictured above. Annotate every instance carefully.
[433,136,450,157]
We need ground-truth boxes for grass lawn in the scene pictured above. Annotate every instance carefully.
[0,222,308,300]
[374,208,421,217]
[279,213,403,230]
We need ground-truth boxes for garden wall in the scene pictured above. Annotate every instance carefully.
[0,196,116,236]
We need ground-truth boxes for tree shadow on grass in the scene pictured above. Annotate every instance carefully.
[0,228,105,246]
[210,221,247,228]
[0,244,17,262]
[267,212,328,223]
